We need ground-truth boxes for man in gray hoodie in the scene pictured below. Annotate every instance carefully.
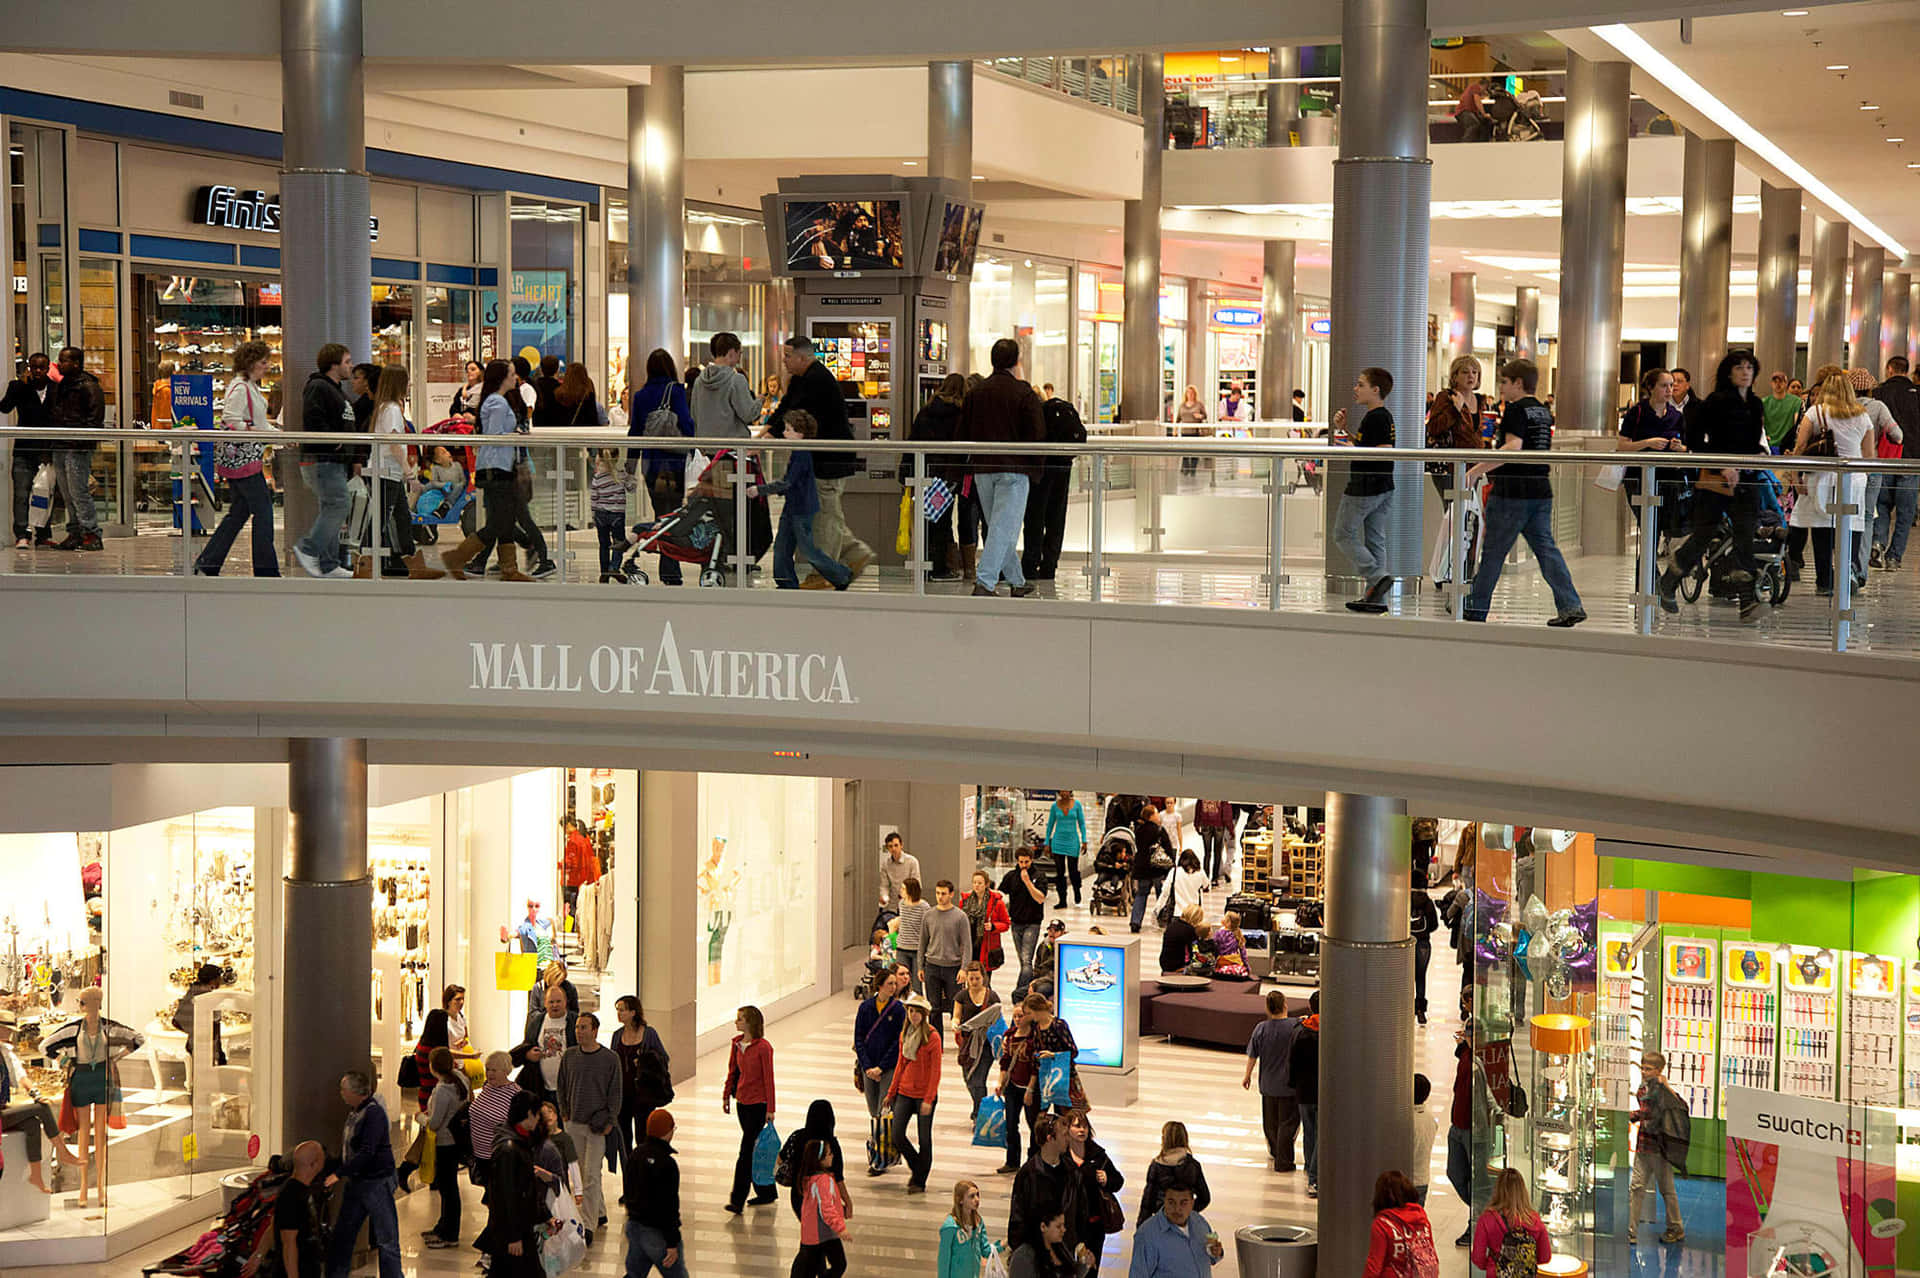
[692,332,760,438]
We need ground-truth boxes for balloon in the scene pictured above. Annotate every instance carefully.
[1521,895,1550,938]
[1513,927,1534,980]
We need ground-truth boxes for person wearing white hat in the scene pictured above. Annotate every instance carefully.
[1,1009,83,1192]
[884,992,943,1193]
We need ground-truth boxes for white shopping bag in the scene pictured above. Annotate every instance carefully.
[28,462,56,530]
[1593,464,1626,492]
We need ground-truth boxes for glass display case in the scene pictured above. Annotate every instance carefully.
[1529,1012,1595,1244]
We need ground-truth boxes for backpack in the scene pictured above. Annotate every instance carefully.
[773,1129,805,1188]
[449,1100,473,1166]
[1493,1223,1538,1278]
[1404,1219,1441,1278]
[641,385,686,438]
[1041,397,1086,446]
[636,1046,675,1108]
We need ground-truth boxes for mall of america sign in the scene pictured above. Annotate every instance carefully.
[468,622,856,705]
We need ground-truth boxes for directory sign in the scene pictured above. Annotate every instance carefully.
[1055,939,1130,1069]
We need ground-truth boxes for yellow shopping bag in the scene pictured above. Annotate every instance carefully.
[895,487,913,557]
[495,950,537,991]
[419,1133,437,1185]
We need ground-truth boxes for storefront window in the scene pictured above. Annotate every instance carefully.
[969,255,1070,398]
[509,198,582,367]
[425,285,477,422]
[695,774,821,1035]
[560,768,617,979]
[370,284,413,375]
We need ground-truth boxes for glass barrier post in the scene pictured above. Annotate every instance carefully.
[909,450,928,597]
[1087,452,1106,602]
[1834,461,1855,652]
[1448,461,1468,621]
[1634,462,1658,636]
[554,444,568,580]
[369,467,383,575]
[733,447,752,590]
[1265,455,1286,610]
[176,437,193,577]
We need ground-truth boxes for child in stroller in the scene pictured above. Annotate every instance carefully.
[1687,470,1791,607]
[616,448,772,587]
[1089,826,1135,918]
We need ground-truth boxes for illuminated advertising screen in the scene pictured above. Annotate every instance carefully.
[783,198,908,273]
[1055,941,1129,1068]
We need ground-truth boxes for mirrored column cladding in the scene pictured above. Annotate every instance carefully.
[1850,244,1886,374]
[1318,793,1414,1274]
[629,68,686,368]
[1885,271,1911,370]
[928,61,974,353]
[1755,183,1803,383]
[1447,272,1476,365]
[1267,46,1301,146]
[1809,217,1850,371]
[1120,53,1165,422]
[1326,0,1432,582]
[1677,133,1734,380]
[639,772,698,1079]
[281,738,372,1152]
[1911,278,1920,370]
[1557,54,1628,434]
[1262,241,1299,414]
[1513,286,1540,362]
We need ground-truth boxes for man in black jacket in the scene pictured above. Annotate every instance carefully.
[49,347,105,551]
[1022,384,1083,580]
[1008,1113,1081,1255]
[771,336,871,584]
[294,343,358,578]
[959,338,1044,596]
[3,352,58,547]
[1873,356,1920,569]
[622,1109,686,1277]
[479,1092,549,1278]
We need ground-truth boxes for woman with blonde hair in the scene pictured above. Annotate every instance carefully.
[1211,910,1247,963]
[1175,384,1208,477]
[1790,363,1878,596]
[1137,1119,1210,1225]
[1159,903,1206,974]
[1469,1167,1551,1276]
[1424,355,1488,583]
[938,1178,996,1277]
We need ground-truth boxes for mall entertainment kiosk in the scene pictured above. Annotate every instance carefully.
[762,175,985,566]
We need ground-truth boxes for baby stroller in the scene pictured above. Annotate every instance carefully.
[144,1157,307,1278]
[1090,826,1135,918]
[1486,84,1546,142]
[1686,484,1792,607]
[617,449,773,587]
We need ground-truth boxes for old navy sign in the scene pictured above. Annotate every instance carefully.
[469,622,857,705]
[192,186,380,241]
[1210,304,1263,328]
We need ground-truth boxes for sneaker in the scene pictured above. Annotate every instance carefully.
[1890,553,1904,570]
[12,537,27,550]
[424,1235,458,1249]
[1871,545,1885,568]
[929,568,962,582]
[1546,608,1587,628]
[79,532,104,552]
[529,558,558,580]
[293,545,323,577]
[1660,1227,1685,1244]
[324,566,354,579]
[1656,568,1680,613]
[1009,583,1037,598]
[53,533,83,551]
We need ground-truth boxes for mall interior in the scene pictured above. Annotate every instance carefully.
[5,0,1920,1276]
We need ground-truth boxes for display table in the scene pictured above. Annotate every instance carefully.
[1153,974,1212,991]
[1140,980,1308,1047]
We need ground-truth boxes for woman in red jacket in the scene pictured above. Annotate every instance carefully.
[1363,1170,1438,1278]
[883,992,942,1193]
[722,1004,777,1213]
[960,870,1011,978]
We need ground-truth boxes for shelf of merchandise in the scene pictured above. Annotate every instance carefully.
[1781,945,1839,1099]
[1596,926,1642,1111]
[1239,831,1273,897]
[1842,954,1902,1106]
[1659,935,1717,1121]
[1529,1013,1595,1241]
[1905,967,1920,1108]
[1720,941,1780,1118]
[1283,835,1324,902]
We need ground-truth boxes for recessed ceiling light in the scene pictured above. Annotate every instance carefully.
[1910,162,1920,169]
[1861,104,1880,110]
[1827,64,1850,70]
[971,174,985,180]
[1890,137,1907,143]
[1782,8,1808,14]
[902,160,918,165]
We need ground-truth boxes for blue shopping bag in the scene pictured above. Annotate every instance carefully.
[973,1095,1007,1148]
[983,1015,1007,1062]
[752,1120,781,1185]
[1037,1052,1072,1109]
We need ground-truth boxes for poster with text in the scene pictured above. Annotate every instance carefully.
[1725,1085,1901,1278]
[1055,941,1128,1069]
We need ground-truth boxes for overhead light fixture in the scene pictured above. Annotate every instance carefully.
[971,174,985,180]
[1826,64,1850,70]
[1589,23,1907,257]
[1910,162,1920,169]
[1891,138,1907,144]
[1782,8,1808,13]
[1860,104,1880,111]
[902,160,918,165]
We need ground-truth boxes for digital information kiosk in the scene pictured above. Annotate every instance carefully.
[1053,932,1141,1107]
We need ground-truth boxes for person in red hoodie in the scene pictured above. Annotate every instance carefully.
[1469,1168,1552,1278]
[1363,1170,1438,1278]
[883,992,943,1193]
[722,1004,776,1213]
[961,870,1012,978]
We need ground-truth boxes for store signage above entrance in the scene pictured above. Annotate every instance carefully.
[191,187,380,241]
[818,295,884,307]
[1210,305,1262,328]
[468,622,857,705]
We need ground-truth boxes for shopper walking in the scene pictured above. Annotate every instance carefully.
[622,1110,688,1278]
[960,338,1045,596]
[4,352,58,547]
[693,332,760,438]
[324,1071,403,1278]
[48,346,105,552]
[477,1092,549,1278]
[1136,1121,1210,1226]
[784,1099,851,1226]
[1011,1209,1094,1278]
[1363,1170,1438,1278]
[794,1140,853,1278]
[1470,1168,1551,1276]
[912,372,967,580]
[558,1011,620,1238]
[194,342,281,576]
[512,984,576,1106]
[1628,1052,1690,1244]
[610,996,671,1173]
[627,348,696,585]
[996,1002,1038,1173]
[1463,358,1586,626]
[722,1004,777,1212]
[960,870,1011,981]
[421,1047,472,1248]
[855,967,907,1136]
[469,1051,519,1192]
[1331,367,1398,612]
[921,881,972,1036]
[1066,1112,1124,1270]
[291,343,357,577]
[1411,870,1439,1025]
[894,876,929,993]
[357,364,438,578]
[1874,356,1920,568]
[1127,805,1176,934]
[1000,847,1049,999]
[1290,992,1321,1197]
[939,1179,997,1278]
[1446,1029,1476,1245]
[954,962,1003,1119]
[880,832,922,913]
[884,992,942,1193]
[439,359,535,580]
[758,409,853,590]
[1762,369,1803,451]
[1193,801,1235,887]
[1009,1114,1083,1257]
[1617,366,1690,549]
[1242,990,1302,1172]
[1659,350,1771,620]
[1045,791,1088,908]
[1174,385,1208,478]
[1023,386,1085,580]
[769,336,872,583]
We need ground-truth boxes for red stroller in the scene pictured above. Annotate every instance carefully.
[619,449,773,587]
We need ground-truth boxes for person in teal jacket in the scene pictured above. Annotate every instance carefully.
[1044,791,1088,908]
[939,1179,999,1278]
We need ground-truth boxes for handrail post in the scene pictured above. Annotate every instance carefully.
[1635,463,1657,636]
[1265,455,1286,610]
[176,438,193,577]
[1834,462,1854,652]
[369,466,382,575]
[909,450,928,597]
[733,447,752,589]
[1088,452,1106,603]
[554,443,567,579]
[1449,460,1468,621]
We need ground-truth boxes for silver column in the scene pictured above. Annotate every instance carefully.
[1324,0,1432,583]
[1513,287,1540,361]
[1262,241,1299,415]
[1266,46,1300,146]
[1884,273,1911,372]
[281,738,371,1154]
[1911,279,1920,369]
[1850,245,1886,373]
[1447,272,1476,364]
[1121,53,1165,423]
[1557,54,1629,433]
[1754,183,1802,381]
[280,0,371,550]
[1319,792,1413,1275]
[628,70,685,367]
[1809,218,1849,371]
[928,61,974,355]
[1677,133,1735,379]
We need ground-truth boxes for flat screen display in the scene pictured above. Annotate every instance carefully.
[1054,941,1129,1068]
[783,199,908,273]
[957,207,986,274]
[929,200,971,274]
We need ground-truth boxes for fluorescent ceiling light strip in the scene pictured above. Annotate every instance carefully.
[1590,23,1905,258]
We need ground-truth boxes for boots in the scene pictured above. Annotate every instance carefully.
[498,541,535,583]
[404,552,446,581]
[960,544,979,582]
[1345,576,1392,613]
[351,556,374,579]
[440,535,485,579]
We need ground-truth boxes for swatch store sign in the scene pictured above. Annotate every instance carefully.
[192,186,380,240]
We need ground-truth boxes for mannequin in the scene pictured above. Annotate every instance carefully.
[501,898,556,962]
[40,987,144,1208]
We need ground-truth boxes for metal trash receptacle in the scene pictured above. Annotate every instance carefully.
[220,1168,261,1211]
[1235,1224,1316,1278]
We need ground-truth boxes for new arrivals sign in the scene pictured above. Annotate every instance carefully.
[468,622,857,705]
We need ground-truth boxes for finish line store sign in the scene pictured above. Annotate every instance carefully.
[468,622,857,705]
[192,186,380,240]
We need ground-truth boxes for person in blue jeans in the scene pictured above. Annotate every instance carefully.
[755,410,851,591]
[294,343,359,579]
[1289,992,1320,1198]
[959,339,1044,597]
[1463,358,1586,627]
[325,1071,403,1278]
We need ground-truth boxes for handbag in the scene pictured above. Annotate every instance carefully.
[866,1112,899,1173]
[1037,1052,1072,1109]
[1094,1186,1126,1235]
[895,487,913,556]
[495,950,537,991]
[1695,467,1736,497]
[397,1053,421,1090]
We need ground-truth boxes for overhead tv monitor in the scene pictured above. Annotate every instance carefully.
[780,196,911,275]
[957,206,986,275]
[918,197,987,278]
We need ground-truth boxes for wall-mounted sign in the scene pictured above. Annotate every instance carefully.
[1307,317,1332,336]
[1211,305,1263,328]
[192,186,379,241]
[11,276,25,295]
[467,622,857,705]
[818,295,884,307]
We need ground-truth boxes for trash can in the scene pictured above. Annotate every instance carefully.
[1235,1224,1316,1278]
[220,1168,261,1211]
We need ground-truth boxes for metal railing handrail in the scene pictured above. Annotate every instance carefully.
[11,425,1920,475]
